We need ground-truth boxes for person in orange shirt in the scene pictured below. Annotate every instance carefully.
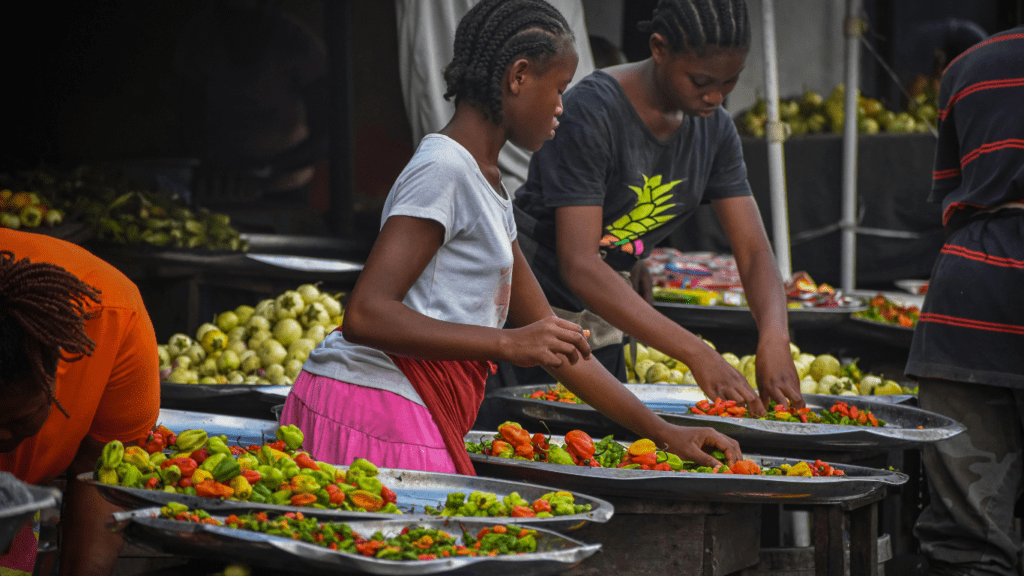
[0,229,160,576]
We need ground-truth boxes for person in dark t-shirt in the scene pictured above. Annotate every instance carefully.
[905,25,1024,576]
[509,0,802,417]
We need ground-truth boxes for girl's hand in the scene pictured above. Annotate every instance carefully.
[503,316,592,368]
[661,425,743,468]
[690,349,768,417]
[755,339,805,410]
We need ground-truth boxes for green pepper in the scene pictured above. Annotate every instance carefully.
[275,425,304,451]
[503,492,528,509]
[123,446,152,471]
[445,492,466,509]
[318,461,339,482]
[666,454,684,471]
[229,476,253,500]
[249,491,268,504]
[553,502,575,516]
[380,503,400,514]
[198,453,241,483]
[309,470,333,487]
[160,464,182,485]
[206,436,231,456]
[120,464,143,488]
[291,475,320,494]
[487,502,510,517]
[348,458,378,478]
[256,466,285,490]
[252,482,273,499]
[516,534,537,553]
[270,489,293,506]
[101,440,125,469]
[149,452,168,468]
[468,491,497,510]
[545,445,575,466]
[160,502,189,518]
[175,429,208,453]
[355,476,383,495]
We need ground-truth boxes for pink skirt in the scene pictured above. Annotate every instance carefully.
[279,370,457,473]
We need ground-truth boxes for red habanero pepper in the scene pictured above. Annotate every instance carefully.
[695,400,711,411]
[269,440,288,452]
[867,413,878,427]
[190,447,210,465]
[726,406,747,417]
[511,505,536,518]
[531,433,550,451]
[295,452,321,471]
[564,430,596,462]
[630,452,658,467]
[229,445,246,456]
[290,493,318,507]
[532,499,552,514]
[179,477,193,488]
[195,480,234,499]
[381,486,397,505]
[691,407,707,415]
[241,470,262,484]
[652,462,672,471]
[529,390,545,399]
[857,413,868,425]
[162,457,199,478]
[145,476,159,489]
[849,406,859,419]
[141,431,165,454]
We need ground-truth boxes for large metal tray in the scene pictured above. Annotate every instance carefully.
[491,385,962,451]
[155,409,280,448]
[466,432,907,505]
[655,301,867,330]
[80,467,613,533]
[1,473,62,553]
[113,507,601,576]
[160,383,290,420]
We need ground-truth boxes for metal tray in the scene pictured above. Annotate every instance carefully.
[655,301,867,330]
[80,467,613,533]
[112,507,601,576]
[491,385,961,451]
[466,432,907,505]
[1,473,62,553]
[155,409,280,448]
[160,384,291,420]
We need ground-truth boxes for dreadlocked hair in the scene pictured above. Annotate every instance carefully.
[443,0,574,124]
[638,0,751,56]
[0,251,101,418]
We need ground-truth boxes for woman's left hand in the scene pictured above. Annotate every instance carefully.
[754,338,804,410]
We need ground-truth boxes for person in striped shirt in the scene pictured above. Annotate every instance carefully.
[905,24,1024,576]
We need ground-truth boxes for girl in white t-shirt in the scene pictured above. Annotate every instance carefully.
[281,0,741,475]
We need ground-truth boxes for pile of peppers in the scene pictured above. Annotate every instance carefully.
[158,502,538,558]
[466,423,846,477]
[423,490,591,519]
[689,399,886,427]
[525,384,584,404]
[95,424,400,514]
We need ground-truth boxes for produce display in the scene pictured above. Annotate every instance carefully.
[160,284,344,385]
[0,166,247,251]
[622,338,913,396]
[423,490,591,519]
[0,190,64,230]
[735,83,938,138]
[853,293,921,328]
[689,398,884,427]
[94,424,400,513]
[154,503,540,558]
[647,250,857,310]
[464,423,845,477]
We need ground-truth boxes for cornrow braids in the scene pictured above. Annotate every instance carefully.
[0,251,102,418]
[443,0,574,124]
[638,0,750,56]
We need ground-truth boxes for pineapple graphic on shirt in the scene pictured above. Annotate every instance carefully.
[600,173,681,255]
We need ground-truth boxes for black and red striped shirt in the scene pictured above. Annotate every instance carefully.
[931,26,1024,227]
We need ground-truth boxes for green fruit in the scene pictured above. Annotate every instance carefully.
[634,359,656,383]
[304,324,327,343]
[859,375,882,396]
[226,371,245,384]
[234,305,255,325]
[216,350,241,372]
[800,376,818,395]
[799,90,824,115]
[646,362,672,383]
[167,333,194,358]
[794,360,811,380]
[168,368,196,384]
[200,329,229,356]
[245,315,272,337]
[284,359,304,379]
[858,117,880,135]
[789,343,801,360]
[217,311,240,333]
[274,291,305,321]
[200,376,218,384]
[247,329,273,351]
[681,371,698,386]
[265,363,286,380]
[273,318,304,348]
[809,354,842,381]
[157,345,171,369]
[301,302,330,327]
[876,380,904,395]
[240,353,262,375]
[721,352,741,370]
[668,369,685,384]
[317,294,343,318]
[805,113,828,133]
[195,323,219,343]
[647,347,671,364]
[257,339,288,367]
[287,338,316,363]
[296,284,321,305]
[197,358,219,377]
[183,343,207,366]
[227,326,247,343]
[19,205,43,228]
[227,340,247,357]
[816,374,842,395]
[254,299,276,320]
[0,212,21,229]
[171,356,193,371]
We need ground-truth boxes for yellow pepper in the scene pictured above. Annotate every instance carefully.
[786,462,813,477]
[192,469,214,484]
[627,438,657,457]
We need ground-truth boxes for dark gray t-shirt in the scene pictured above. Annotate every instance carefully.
[513,69,752,312]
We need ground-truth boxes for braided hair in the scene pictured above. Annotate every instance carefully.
[638,0,751,56]
[0,251,101,418]
[443,0,574,124]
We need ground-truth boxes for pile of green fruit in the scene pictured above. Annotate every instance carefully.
[0,190,64,230]
[160,283,344,385]
[736,83,938,138]
[0,165,247,251]
[624,340,914,396]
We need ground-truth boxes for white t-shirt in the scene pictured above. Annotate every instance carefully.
[303,134,517,405]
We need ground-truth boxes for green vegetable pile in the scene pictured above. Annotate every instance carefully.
[423,490,591,519]
[160,502,538,559]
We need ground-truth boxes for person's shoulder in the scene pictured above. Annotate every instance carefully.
[0,230,144,311]
[945,25,1024,76]
[406,135,477,176]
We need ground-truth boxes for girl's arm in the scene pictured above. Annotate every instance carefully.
[343,215,589,368]
[507,239,743,467]
[713,195,804,409]
[552,205,767,415]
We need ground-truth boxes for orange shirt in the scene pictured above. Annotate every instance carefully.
[0,230,160,484]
